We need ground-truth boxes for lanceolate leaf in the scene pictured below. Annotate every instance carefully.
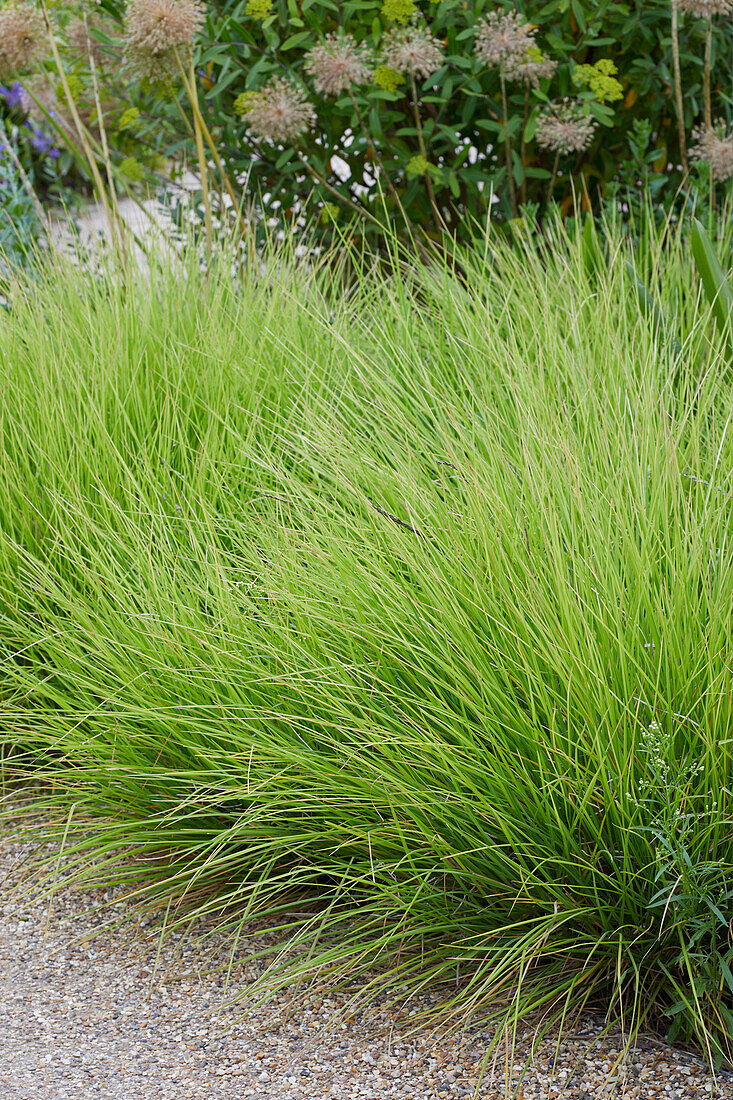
[691,219,733,348]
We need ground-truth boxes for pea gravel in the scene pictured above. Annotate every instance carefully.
[0,830,731,1100]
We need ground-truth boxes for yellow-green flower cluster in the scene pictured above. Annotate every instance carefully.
[319,202,339,225]
[374,64,404,92]
[119,155,145,182]
[117,106,140,131]
[574,59,623,104]
[234,90,258,116]
[58,74,85,101]
[406,154,429,176]
[380,0,417,24]
[246,0,273,20]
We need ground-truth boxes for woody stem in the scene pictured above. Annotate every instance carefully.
[546,151,560,209]
[520,87,529,206]
[500,64,518,217]
[295,150,388,232]
[671,0,688,172]
[348,88,406,219]
[704,14,713,133]
[410,71,448,234]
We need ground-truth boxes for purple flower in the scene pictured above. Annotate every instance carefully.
[0,81,29,112]
[29,128,51,153]
[16,119,59,157]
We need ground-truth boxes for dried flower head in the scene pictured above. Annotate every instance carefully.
[382,25,444,78]
[244,75,316,144]
[124,0,205,83]
[506,45,556,89]
[535,101,596,155]
[304,33,372,96]
[474,10,535,70]
[0,2,46,80]
[676,0,733,15]
[691,122,733,181]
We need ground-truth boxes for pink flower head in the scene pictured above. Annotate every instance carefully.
[245,76,316,144]
[305,33,372,96]
[382,25,444,78]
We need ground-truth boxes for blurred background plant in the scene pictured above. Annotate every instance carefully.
[0,145,43,277]
[0,0,732,251]
[115,0,733,246]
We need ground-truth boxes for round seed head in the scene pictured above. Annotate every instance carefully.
[382,25,444,78]
[535,101,596,155]
[244,75,316,144]
[124,0,205,83]
[691,122,733,181]
[676,0,733,15]
[0,2,47,80]
[474,10,535,69]
[505,46,557,89]
[304,33,373,96]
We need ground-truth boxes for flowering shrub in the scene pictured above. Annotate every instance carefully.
[2,0,733,244]
[182,0,733,241]
[0,81,70,203]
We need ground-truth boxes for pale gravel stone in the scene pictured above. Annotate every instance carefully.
[0,827,731,1099]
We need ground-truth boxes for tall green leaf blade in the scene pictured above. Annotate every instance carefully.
[691,219,733,347]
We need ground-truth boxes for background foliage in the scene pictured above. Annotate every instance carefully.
[139,0,733,240]
[2,0,732,248]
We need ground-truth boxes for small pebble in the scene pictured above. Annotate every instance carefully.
[0,819,730,1099]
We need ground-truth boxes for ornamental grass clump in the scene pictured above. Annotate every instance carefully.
[0,219,732,1068]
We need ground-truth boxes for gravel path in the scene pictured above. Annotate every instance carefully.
[0,831,730,1100]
